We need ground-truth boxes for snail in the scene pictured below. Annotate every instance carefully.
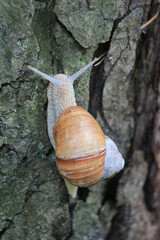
[28,56,125,198]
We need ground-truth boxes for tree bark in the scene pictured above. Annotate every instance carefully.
[0,0,160,239]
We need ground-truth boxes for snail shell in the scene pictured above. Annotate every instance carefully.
[54,106,124,187]
[54,106,106,187]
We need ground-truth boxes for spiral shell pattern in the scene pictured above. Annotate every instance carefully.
[53,106,106,187]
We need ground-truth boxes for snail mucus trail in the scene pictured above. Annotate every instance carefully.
[28,55,125,198]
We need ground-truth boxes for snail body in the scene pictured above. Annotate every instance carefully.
[47,74,76,149]
[28,57,124,198]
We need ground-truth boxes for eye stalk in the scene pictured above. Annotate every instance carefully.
[27,52,106,85]
[68,58,98,83]
[27,65,62,86]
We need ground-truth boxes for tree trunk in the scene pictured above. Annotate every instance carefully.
[0,0,160,239]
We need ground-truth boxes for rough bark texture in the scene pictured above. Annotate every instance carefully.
[0,0,160,239]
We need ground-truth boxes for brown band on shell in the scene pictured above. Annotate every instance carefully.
[56,149,106,187]
[61,166,104,187]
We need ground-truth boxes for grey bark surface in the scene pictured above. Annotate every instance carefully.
[0,0,160,239]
